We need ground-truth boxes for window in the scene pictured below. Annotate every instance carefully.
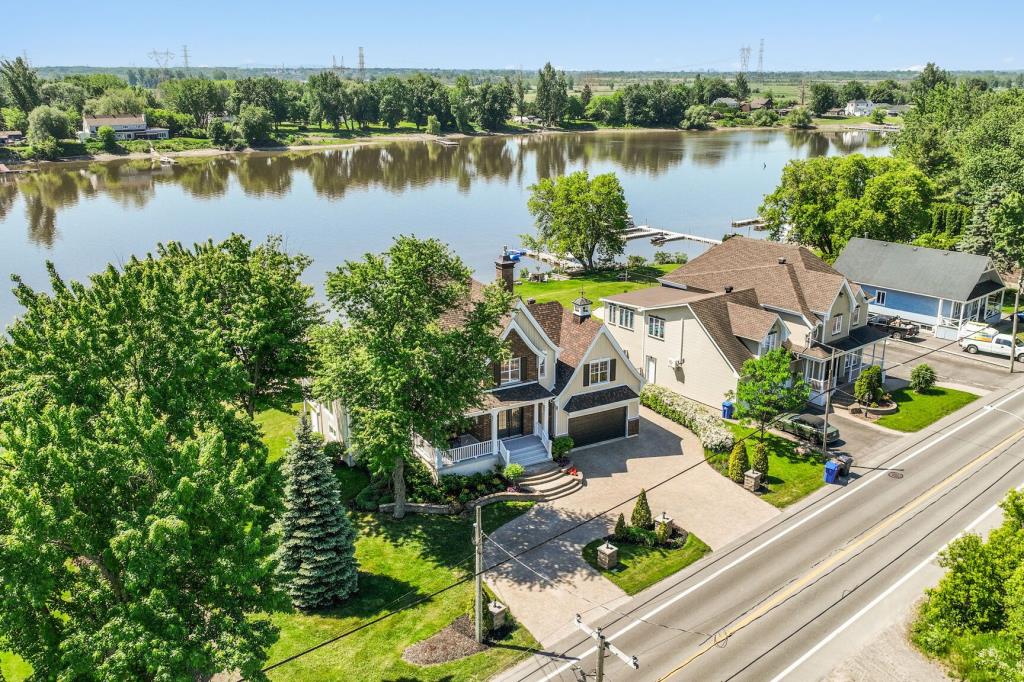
[832,314,844,335]
[500,358,521,384]
[619,307,634,330]
[875,290,887,306]
[606,304,617,323]
[589,359,611,385]
[647,315,665,339]
[759,331,779,356]
[538,356,547,378]
[853,305,861,325]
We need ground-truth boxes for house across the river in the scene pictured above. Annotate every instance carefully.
[79,114,169,141]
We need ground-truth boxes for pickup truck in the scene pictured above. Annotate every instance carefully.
[961,332,1024,363]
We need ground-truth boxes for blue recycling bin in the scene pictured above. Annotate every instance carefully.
[722,401,735,419]
[824,460,840,484]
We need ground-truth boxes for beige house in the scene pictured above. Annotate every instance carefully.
[310,252,642,477]
[602,237,888,408]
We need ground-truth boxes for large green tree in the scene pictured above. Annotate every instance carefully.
[535,62,568,125]
[161,78,228,127]
[306,71,349,130]
[313,236,513,518]
[229,77,289,129]
[732,348,810,445]
[0,253,284,679]
[473,79,514,130]
[809,83,839,115]
[374,76,408,129]
[759,154,935,259]
[525,170,630,269]
[0,57,41,114]
[279,416,359,611]
[839,80,868,103]
[84,87,151,116]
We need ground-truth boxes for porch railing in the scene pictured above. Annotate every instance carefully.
[413,434,497,470]
[536,422,552,457]
[498,440,511,468]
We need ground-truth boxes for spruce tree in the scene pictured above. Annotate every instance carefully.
[279,416,359,611]
[613,512,627,540]
[752,441,769,478]
[728,441,749,484]
[631,489,653,530]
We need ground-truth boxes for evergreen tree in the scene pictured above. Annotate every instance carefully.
[279,416,359,611]
[613,512,627,540]
[631,489,653,530]
[728,441,749,484]
[752,441,769,478]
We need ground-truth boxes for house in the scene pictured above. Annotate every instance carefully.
[712,97,740,109]
[0,130,25,146]
[833,238,1007,339]
[748,96,773,111]
[602,237,888,408]
[309,251,643,478]
[844,99,876,116]
[79,114,169,141]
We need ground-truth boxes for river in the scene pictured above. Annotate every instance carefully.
[0,128,889,324]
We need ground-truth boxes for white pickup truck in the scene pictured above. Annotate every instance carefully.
[960,329,1024,363]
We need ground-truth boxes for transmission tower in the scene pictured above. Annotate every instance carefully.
[181,44,190,74]
[739,46,751,73]
[358,47,365,80]
[147,49,175,69]
[757,38,765,81]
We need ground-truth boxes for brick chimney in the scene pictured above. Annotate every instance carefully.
[495,246,516,293]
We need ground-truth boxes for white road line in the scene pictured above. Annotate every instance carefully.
[770,479,1024,682]
[532,385,1024,682]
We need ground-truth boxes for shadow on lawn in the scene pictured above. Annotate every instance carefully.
[276,571,428,621]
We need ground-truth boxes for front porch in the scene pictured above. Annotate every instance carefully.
[801,329,889,407]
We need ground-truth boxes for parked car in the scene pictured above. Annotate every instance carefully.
[961,331,1024,362]
[776,413,840,445]
[868,314,920,339]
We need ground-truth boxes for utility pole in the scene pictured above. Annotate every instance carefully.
[575,614,639,681]
[823,347,837,455]
[474,504,484,643]
[800,79,806,106]
[1010,281,1021,373]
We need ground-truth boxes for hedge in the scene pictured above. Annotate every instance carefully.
[640,384,734,452]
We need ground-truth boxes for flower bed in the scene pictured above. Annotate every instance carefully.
[641,384,734,452]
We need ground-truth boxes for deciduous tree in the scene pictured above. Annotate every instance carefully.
[161,77,228,127]
[535,62,568,125]
[26,105,70,146]
[374,76,408,129]
[732,348,810,445]
[809,83,839,115]
[0,57,41,114]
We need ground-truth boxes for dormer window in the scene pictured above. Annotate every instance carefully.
[500,358,521,385]
[759,330,779,355]
[832,314,844,335]
[539,356,547,379]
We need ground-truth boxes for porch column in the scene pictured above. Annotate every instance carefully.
[490,409,499,452]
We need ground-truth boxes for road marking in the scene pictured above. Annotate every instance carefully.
[529,384,1024,682]
[770,479,1024,682]
[657,425,1024,680]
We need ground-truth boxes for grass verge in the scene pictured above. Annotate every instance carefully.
[583,534,710,595]
[514,263,677,311]
[876,387,979,432]
[705,423,825,508]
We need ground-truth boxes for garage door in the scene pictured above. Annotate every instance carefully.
[568,407,627,447]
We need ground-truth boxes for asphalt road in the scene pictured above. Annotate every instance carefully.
[495,377,1024,682]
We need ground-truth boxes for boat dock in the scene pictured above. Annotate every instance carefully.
[522,249,582,272]
[433,138,460,147]
[731,217,768,231]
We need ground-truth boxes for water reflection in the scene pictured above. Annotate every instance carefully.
[2,129,886,246]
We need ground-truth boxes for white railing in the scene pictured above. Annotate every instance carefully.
[498,440,511,467]
[414,433,498,470]
[536,423,553,457]
[444,440,495,465]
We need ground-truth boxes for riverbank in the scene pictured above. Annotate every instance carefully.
[0,121,897,169]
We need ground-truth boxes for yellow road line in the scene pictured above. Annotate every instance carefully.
[658,426,1024,681]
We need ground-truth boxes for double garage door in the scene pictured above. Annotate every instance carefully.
[568,407,627,448]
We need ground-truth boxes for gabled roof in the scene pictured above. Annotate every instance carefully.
[833,238,1005,303]
[686,288,780,373]
[660,236,855,319]
[83,114,146,126]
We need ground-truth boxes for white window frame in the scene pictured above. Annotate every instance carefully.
[647,315,665,340]
[875,290,887,306]
[619,307,634,330]
[589,358,611,385]
[759,330,779,356]
[606,304,617,324]
[853,304,861,325]
[832,314,843,335]
[500,357,521,385]
[538,355,547,379]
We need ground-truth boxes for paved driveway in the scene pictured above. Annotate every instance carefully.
[484,407,779,646]
[885,336,1019,393]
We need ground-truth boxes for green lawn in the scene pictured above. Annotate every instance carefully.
[256,402,304,462]
[583,533,710,595]
[876,387,980,432]
[514,263,677,311]
[266,501,536,681]
[706,424,825,508]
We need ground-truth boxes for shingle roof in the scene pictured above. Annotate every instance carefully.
[725,302,779,341]
[564,386,639,413]
[602,286,717,309]
[661,236,853,320]
[687,289,769,373]
[83,114,146,126]
[480,382,554,409]
[833,238,1005,302]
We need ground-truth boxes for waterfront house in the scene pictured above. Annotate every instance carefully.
[80,114,170,141]
[0,130,25,146]
[310,251,642,477]
[602,237,887,408]
[844,99,876,116]
[833,238,1007,339]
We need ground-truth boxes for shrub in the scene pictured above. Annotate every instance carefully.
[641,384,734,452]
[30,136,60,160]
[751,108,779,127]
[626,255,646,269]
[656,519,672,545]
[869,108,887,124]
[2,106,28,134]
[785,106,813,128]
[631,489,653,529]
[503,463,525,482]
[653,251,688,265]
[425,114,441,135]
[144,107,193,136]
[728,441,749,484]
[681,104,711,130]
[552,436,574,458]
[854,365,885,405]
[623,525,658,547]
[613,512,627,541]
[354,484,383,511]
[751,440,769,478]
[236,104,273,145]
[97,125,117,152]
[910,364,937,393]
[322,441,345,461]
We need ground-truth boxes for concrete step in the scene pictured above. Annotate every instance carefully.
[519,468,563,486]
[522,471,583,500]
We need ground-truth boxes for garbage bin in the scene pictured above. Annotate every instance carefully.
[824,459,840,484]
[835,454,854,478]
[722,400,735,419]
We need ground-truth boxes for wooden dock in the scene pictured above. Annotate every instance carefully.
[522,249,582,272]
[0,163,34,176]
[624,225,722,247]
[433,138,460,147]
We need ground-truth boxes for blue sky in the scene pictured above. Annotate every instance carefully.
[9,1,1022,71]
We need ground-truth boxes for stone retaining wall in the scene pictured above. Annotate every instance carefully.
[378,490,546,516]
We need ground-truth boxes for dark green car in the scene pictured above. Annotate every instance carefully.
[776,413,840,445]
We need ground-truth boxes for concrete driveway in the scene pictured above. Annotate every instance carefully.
[484,407,779,646]
[885,336,1019,393]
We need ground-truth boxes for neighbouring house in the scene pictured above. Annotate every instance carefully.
[309,251,643,478]
[602,237,888,408]
[833,238,1007,339]
[748,97,773,111]
[79,114,170,142]
[0,130,25,146]
[712,97,740,109]
[844,99,877,116]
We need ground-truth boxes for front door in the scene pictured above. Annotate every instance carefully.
[498,407,524,439]
[646,355,657,384]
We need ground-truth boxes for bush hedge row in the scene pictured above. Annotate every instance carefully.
[640,384,734,453]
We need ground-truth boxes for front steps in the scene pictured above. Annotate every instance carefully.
[518,463,584,501]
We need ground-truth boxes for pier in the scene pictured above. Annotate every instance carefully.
[623,225,722,247]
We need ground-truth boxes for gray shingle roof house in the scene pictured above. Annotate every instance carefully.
[833,238,1006,339]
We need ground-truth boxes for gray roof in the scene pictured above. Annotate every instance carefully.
[833,238,1005,302]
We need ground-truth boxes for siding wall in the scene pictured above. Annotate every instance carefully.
[553,332,641,436]
[860,284,940,325]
